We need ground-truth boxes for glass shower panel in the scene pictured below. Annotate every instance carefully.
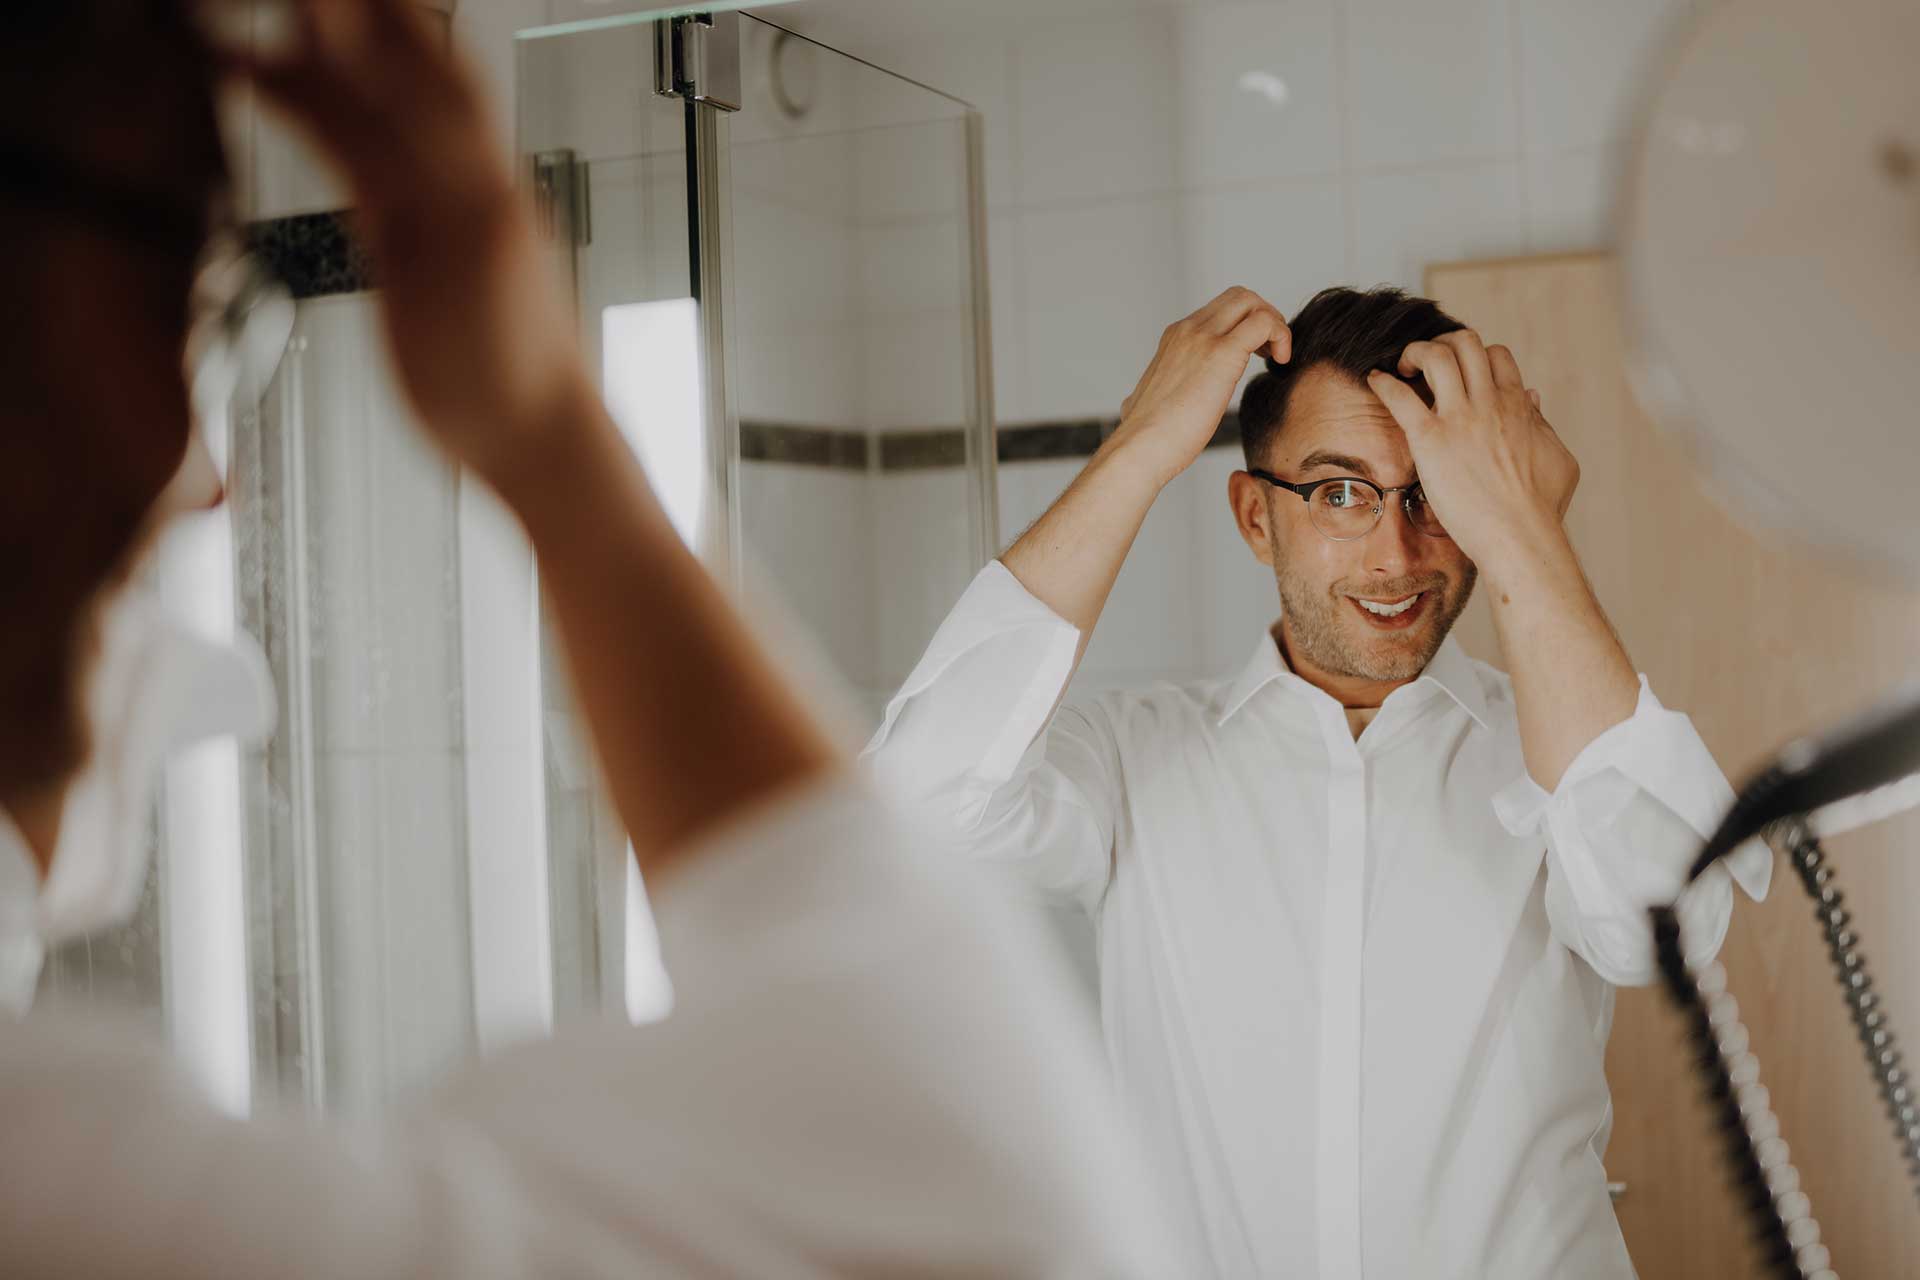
[517,12,995,1018]
[729,18,994,727]
[518,22,694,1021]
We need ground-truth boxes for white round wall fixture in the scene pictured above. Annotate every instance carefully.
[1622,0,1920,579]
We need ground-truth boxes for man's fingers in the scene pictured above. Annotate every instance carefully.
[1527,388,1542,412]
[1366,371,1436,433]
[1488,343,1525,391]
[1226,307,1291,363]
[1396,341,1465,411]
[1435,330,1494,400]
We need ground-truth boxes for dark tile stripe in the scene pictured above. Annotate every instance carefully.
[879,430,968,471]
[249,210,372,301]
[739,421,871,469]
[996,418,1108,462]
[735,411,1243,473]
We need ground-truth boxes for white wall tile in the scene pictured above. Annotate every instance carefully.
[250,115,348,221]
[1349,161,1526,293]
[314,750,473,1112]
[858,216,969,319]
[296,300,461,757]
[866,36,1018,209]
[852,118,970,224]
[861,308,971,429]
[1184,177,1350,317]
[453,4,543,138]
[1343,0,1519,170]
[1014,12,1178,206]
[731,131,858,221]
[992,458,1209,688]
[1076,459,1203,684]
[1524,145,1619,254]
[871,469,985,686]
[462,744,552,1050]
[737,465,875,687]
[1188,448,1287,677]
[1018,197,1185,421]
[1176,0,1344,188]
[987,214,1032,424]
[731,196,856,329]
[456,482,538,755]
[734,317,863,426]
[1516,0,1693,155]
[369,749,474,1085]
[514,20,665,161]
[361,367,465,756]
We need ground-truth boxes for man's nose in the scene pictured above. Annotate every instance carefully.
[1363,497,1422,576]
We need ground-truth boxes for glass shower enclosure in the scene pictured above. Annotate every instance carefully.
[30,4,997,1124]
[516,9,999,1019]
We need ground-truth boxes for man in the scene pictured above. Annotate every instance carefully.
[0,2,1177,1274]
[867,284,1771,1277]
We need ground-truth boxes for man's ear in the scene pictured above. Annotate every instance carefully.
[1226,470,1276,567]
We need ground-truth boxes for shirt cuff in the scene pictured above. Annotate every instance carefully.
[863,560,1080,786]
[1492,675,1771,903]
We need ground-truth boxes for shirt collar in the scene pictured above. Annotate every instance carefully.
[1214,624,1492,733]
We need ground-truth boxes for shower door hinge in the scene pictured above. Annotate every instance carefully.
[530,149,591,248]
[653,11,742,112]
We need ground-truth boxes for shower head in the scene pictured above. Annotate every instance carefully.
[1688,683,1920,884]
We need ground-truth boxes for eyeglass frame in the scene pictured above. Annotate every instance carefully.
[1246,468,1451,543]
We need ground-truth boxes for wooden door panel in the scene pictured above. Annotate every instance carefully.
[1426,253,1920,1278]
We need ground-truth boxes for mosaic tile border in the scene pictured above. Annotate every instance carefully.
[244,208,1248,472]
[249,209,372,301]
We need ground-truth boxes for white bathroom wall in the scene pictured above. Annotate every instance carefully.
[818,0,1709,690]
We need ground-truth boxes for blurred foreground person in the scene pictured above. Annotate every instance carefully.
[0,3,1175,1274]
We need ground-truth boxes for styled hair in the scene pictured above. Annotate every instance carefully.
[1238,286,1465,469]
[0,1,217,802]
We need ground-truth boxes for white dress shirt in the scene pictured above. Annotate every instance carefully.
[0,779,1180,1277]
[865,562,1772,1280]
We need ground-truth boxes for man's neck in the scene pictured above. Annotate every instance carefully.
[1275,622,1414,740]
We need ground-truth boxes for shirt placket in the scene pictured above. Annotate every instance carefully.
[1311,704,1368,1280]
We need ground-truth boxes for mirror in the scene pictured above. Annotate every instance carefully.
[33,1,1916,1275]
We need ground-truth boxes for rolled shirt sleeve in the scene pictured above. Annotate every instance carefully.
[863,561,1120,912]
[1492,675,1772,986]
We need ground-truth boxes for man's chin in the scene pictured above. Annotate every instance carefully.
[1341,621,1437,682]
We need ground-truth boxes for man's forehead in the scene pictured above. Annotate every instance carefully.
[1270,365,1412,469]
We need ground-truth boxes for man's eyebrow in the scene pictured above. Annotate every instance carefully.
[1296,450,1376,479]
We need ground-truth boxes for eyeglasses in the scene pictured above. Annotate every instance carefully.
[1247,469,1450,542]
[0,146,295,428]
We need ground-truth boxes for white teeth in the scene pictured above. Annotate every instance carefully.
[1357,593,1421,617]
